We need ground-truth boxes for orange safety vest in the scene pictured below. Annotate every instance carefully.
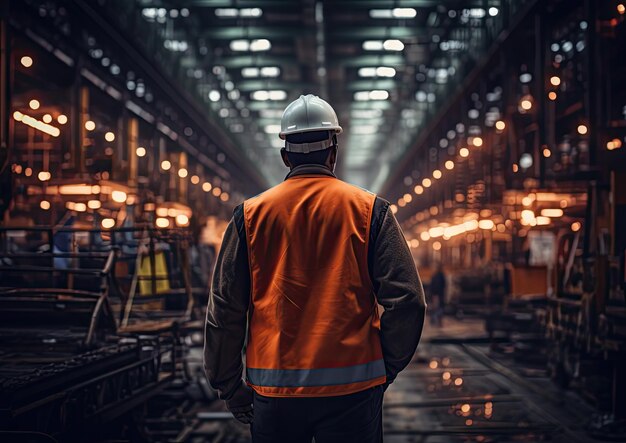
[243,174,386,397]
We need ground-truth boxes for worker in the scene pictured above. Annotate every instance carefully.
[429,263,446,327]
[204,94,426,442]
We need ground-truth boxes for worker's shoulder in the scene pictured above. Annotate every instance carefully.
[332,178,378,198]
[242,181,286,206]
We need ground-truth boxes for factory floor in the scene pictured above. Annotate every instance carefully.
[190,317,604,442]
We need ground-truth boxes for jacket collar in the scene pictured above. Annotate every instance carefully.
[285,164,336,180]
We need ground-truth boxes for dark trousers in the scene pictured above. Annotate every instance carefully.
[252,385,384,443]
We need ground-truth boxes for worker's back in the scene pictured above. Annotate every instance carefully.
[243,174,386,397]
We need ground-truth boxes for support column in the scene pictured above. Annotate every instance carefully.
[0,1,12,219]
[127,117,138,188]
[178,152,187,204]
[74,86,89,175]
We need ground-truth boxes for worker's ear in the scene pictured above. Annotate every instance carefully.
[327,145,338,171]
[280,148,291,168]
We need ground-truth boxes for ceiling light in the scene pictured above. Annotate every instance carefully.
[215,8,238,17]
[520,153,533,169]
[251,90,287,101]
[250,39,271,52]
[577,124,588,135]
[478,220,494,230]
[264,124,281,134]
[241,8,263,17]
[57,114,68,124]
[358,67,377,77]
[376,66,396,77]
[383,39,404,51]
[422,178,432,187]
[550,76,561,86]
[488,7,499,16]
[178,168,188,178]
[156,217,170,228]
[432,169,442,179]
[88,200,101,209]
[105,131,115,142]
[85,120,96,131]
[541,208,563,217]
[230,40,249,51]
[495,120,506,130]
[459,147,469,157]
[176,214,189,226]
[209,90,221,102]
[29,99,40,110]
[21,56,33,67]
[393,8,417,18]
[242,67,259,77]
[363,40,384,51]
[136,147,146,157]
[445,160,454,170]
[354,90,389,101]
[161,160,171,170]
[260,66,280,77]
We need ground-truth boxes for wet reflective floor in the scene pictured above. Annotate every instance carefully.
[384,319,601,443]
[185,318,603,442]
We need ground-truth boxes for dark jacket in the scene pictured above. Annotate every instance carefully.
[204,164,427,408]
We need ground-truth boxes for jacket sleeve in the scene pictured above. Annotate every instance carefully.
[370,200,427,385]
[203,213,251,404]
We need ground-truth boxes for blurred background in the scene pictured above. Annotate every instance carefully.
[0,0,625,442]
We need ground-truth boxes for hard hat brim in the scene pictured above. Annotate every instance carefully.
[279,125,343,140]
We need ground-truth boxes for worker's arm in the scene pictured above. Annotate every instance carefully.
[204,207,253,423]
[370,198,427,387]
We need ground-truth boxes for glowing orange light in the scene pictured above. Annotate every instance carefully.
[548,91,557,101]
[550,76,561,86]
[21,56,33,68]
[414,185,424,195]
[459,148,469,158]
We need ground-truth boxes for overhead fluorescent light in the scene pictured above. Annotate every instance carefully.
[369,8,416,19]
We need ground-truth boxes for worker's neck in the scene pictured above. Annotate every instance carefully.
[286,163,336,179]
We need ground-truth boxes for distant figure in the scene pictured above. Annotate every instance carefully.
[430,263,446,327]
[204,94,427,442]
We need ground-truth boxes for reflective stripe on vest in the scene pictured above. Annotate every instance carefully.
[247,359,386,388]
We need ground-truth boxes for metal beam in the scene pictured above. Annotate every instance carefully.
[236,80,315,91]
[202,26,314,40]
[328,26,433,40]
[328,54,405,67]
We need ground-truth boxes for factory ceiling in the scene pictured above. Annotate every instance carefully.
[132,0,508,190]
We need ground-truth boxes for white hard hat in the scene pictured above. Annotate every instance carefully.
[279,94,342,153]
